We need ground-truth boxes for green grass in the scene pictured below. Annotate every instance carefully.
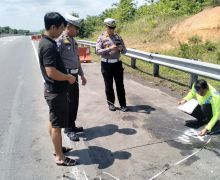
[120,16,187,45]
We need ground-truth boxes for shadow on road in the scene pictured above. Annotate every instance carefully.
[68,146,131,169]
[127,105,156,114]
[82,124,137,141]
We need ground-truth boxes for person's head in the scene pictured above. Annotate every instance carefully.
[194,79,209,96]
[44,12,66,38]
[64,13,82,37]
[104,18,116,35]
[65,23,79,37]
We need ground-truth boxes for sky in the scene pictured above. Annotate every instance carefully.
[0,0,146,31]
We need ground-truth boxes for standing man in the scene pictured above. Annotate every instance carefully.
[96,18,128,112]
[57,13,86,141]
[38,12,77,166]
[178,79,220,136]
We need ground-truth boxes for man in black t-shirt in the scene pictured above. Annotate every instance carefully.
[38,12,77,166]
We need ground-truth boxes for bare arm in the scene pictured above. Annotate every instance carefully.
[45,67,76,84]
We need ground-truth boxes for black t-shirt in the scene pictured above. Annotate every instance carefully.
[38,35,68,93]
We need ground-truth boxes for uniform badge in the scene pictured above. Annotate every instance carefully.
[64,39,71,44]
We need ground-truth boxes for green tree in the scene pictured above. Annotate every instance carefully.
[79,15,102,38]
[115,0,137,22]
[4,26,10,34]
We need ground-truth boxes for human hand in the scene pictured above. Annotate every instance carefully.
[198,128,208,136]
[81,76,87,86]
[117,45,123,51]
[109,45,118,52]
[178,99,187,105]
[67,74,76,84]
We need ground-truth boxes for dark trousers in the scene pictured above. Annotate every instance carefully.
[66,76,79,131]
[191,104,213,122]
[101,61,126,107]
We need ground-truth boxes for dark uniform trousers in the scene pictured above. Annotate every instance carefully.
[191,104,213,122]
[101,61,126,107]
[66,75,79,132]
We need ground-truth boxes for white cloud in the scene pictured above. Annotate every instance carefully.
[0,0,146,31]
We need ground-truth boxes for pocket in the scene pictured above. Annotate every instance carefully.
[44,91,58,101]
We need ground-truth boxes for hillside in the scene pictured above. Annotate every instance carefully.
[88,6,220,54]
[87,4,220,93]
[170,6,220,43]
[121,7,220,52]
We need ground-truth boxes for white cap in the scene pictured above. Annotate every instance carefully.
[104,18,116,28]
[64,13,83,28]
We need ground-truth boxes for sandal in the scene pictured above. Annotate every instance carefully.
[53,146,72,156]
[56,157,77,166]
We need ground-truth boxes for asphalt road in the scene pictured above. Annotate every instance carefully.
[0,36,67,180]
[0,36,219,180]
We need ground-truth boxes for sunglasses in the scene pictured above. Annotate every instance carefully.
[108,26,116,30]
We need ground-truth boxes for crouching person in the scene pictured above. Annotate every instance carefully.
[178,79,220,136]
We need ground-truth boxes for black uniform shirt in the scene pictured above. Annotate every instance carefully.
[38,35,68,93]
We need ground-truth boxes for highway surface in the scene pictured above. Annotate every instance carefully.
[0,36,219,180]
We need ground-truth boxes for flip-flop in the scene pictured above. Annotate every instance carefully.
[56,157,77,166]
[53,146,73,156]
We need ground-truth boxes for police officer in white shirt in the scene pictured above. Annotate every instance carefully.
[96,18,128,112]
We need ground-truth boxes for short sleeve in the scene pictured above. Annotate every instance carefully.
[42,47,57,67]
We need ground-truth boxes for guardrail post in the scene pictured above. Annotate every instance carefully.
[131,58,136,68]
[153,64,159,77]
[189,74,198,88]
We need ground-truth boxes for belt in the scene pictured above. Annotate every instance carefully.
[66,68,79,74]
[101,58,119,63]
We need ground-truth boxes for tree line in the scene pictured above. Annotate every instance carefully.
[0,26,30,35]
[77,0,220,38]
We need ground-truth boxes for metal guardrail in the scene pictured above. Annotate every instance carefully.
[77,40,220,87]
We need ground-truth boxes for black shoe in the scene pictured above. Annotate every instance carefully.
[121,106,128,112]
[64,128,70,134]
[67,132,80,141]
[109,104,116,111]
[72,127,84,133]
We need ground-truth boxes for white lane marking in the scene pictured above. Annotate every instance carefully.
[31,40,45,82]
[31,40,39,62]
